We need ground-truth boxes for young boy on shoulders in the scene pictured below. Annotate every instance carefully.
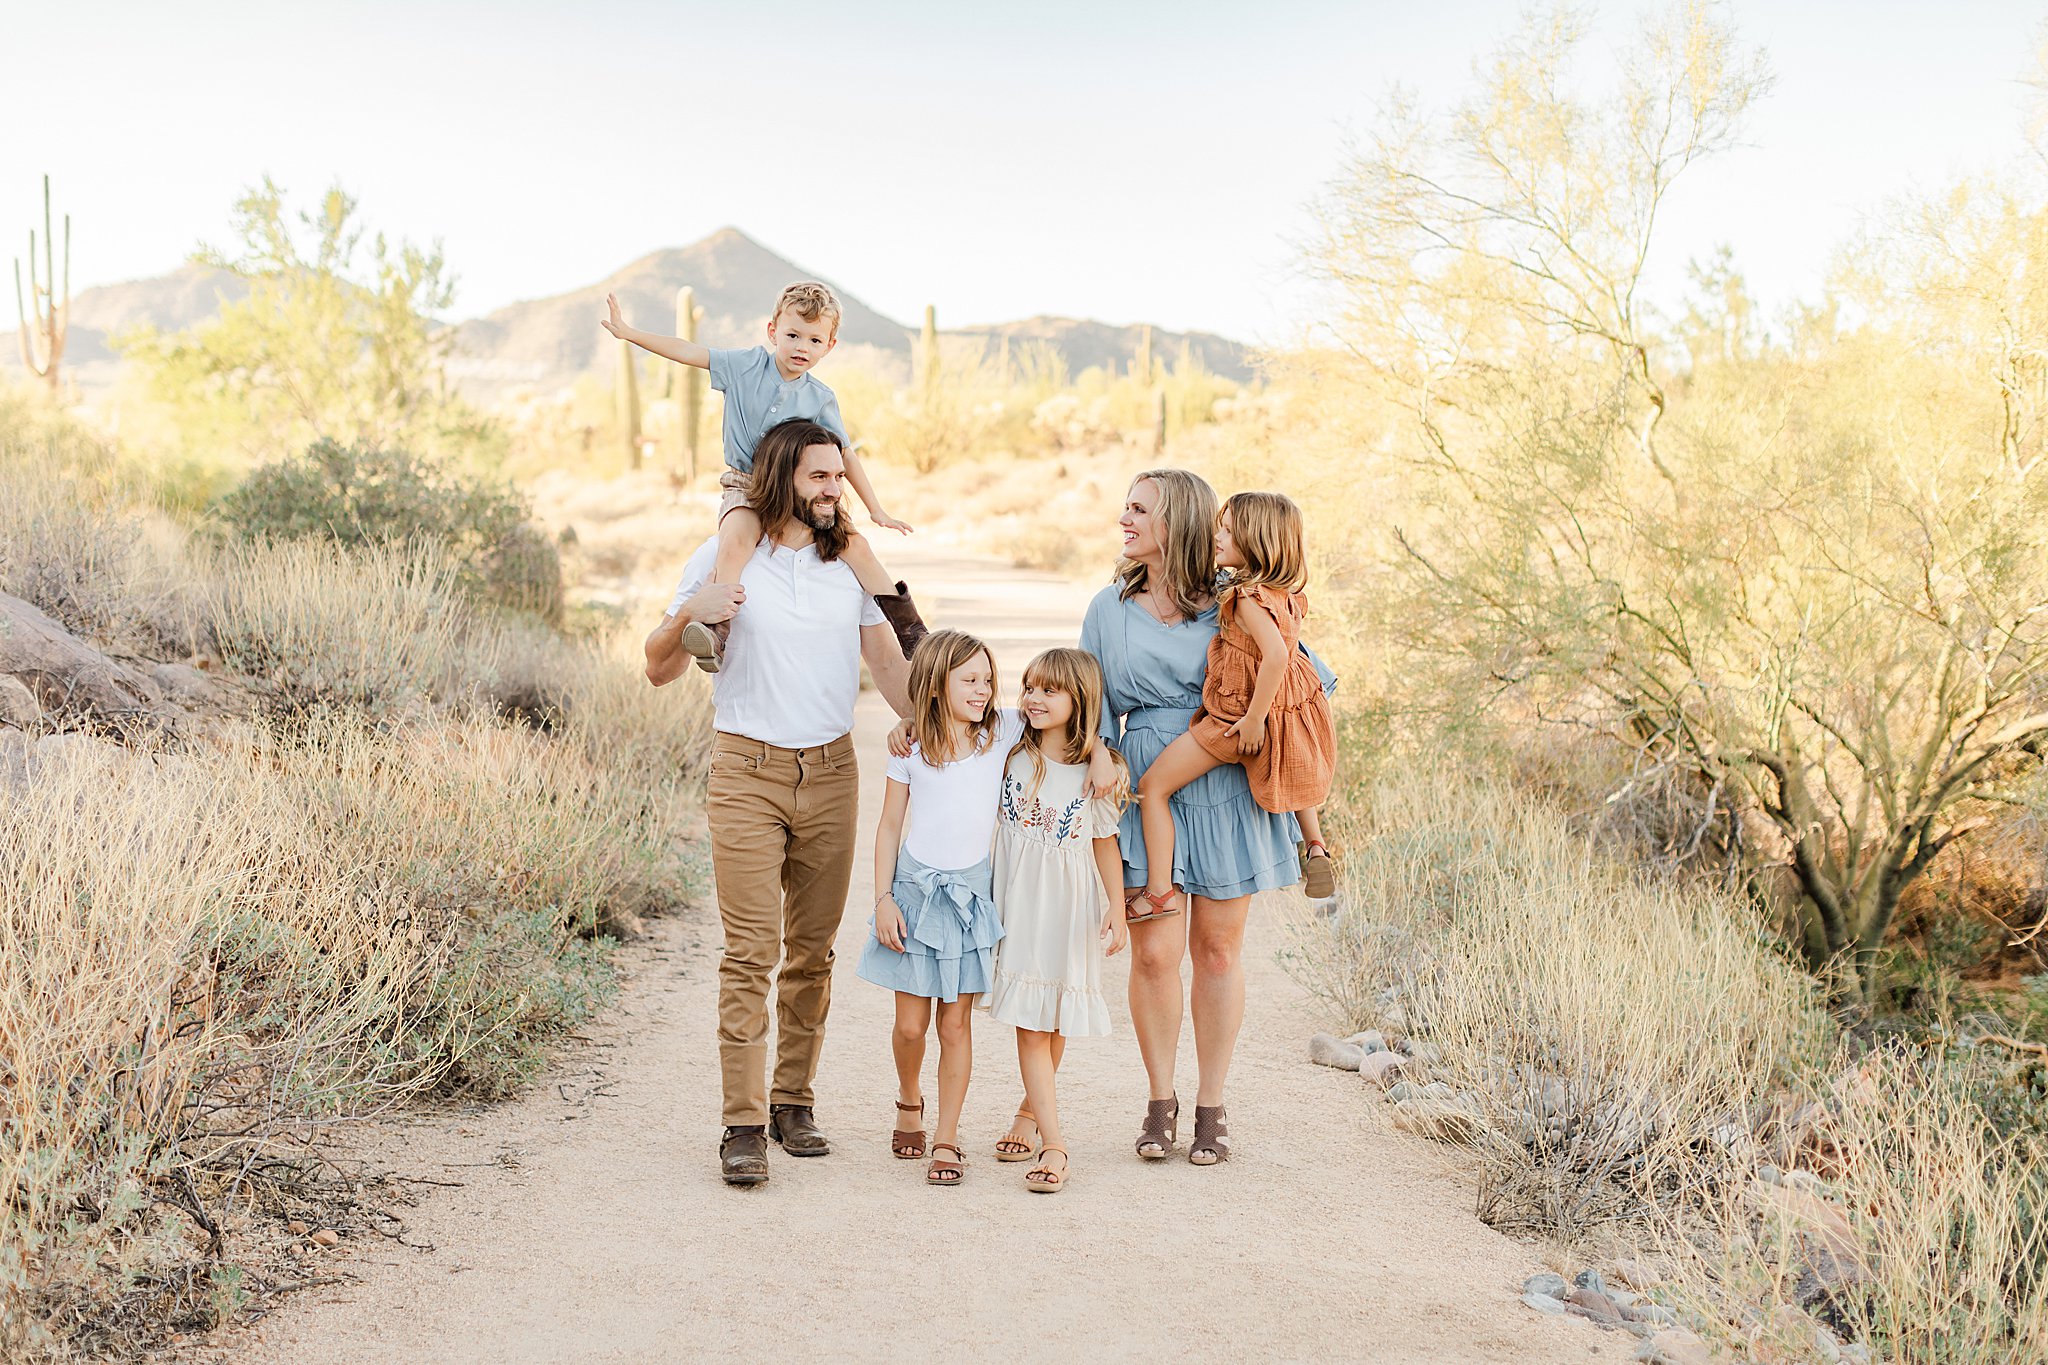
[605,280,919,670]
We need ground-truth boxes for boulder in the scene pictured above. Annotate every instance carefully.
[0,592,173,734]
[0,674,39,729]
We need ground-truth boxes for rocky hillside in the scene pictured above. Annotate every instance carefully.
[8,228,1253,401]
[5,262,247,388]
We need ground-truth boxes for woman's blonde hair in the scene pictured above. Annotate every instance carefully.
[1115,468,1219,619]
[908,629,999,766]
[1010,648,1130,810]
[1220,491,1308,595]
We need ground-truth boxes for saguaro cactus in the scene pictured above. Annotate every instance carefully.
[1135,324,1154,385]
[13,175,69,392]
[616,335,642,469]
[919,303,940,396]
[1152,384,1168,454]
[677,285,704,482]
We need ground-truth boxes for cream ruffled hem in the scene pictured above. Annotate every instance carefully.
[985,969,1112,1038]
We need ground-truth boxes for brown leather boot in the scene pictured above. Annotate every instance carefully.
[719,1126,769,1186]
[873,580,928,659]
[768,1104,831,1156]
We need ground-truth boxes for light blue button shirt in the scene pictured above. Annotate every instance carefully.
[706,345,849,473]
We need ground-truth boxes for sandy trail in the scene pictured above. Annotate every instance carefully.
[237,544,1619,1364]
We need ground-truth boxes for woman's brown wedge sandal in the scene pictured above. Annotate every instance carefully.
[1189,1105,1230,1166]
[926,1141,965,1186]
[1125,886,1183,925]
[1136,1095,1179,1160]
[1025,1144,1068,1194]
[891,1099,927,1160]
[994,1109,1038,1162]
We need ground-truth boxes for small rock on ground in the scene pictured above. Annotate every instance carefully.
[1359,1052,1406,1087]
[1308,1033,1365,1071]
[1521,1291,1567,1316]
[1633,1330,1714,1365]
[1524,1272,1568,1300]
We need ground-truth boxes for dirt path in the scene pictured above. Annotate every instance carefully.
[236,544,1619,1364]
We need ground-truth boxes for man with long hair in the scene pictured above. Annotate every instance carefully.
[648,418,915,1186]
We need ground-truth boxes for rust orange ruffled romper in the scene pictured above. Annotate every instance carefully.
[1188,583,1336,815]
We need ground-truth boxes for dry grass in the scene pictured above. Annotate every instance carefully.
[1,390,715,1358]
[1289,757,2048,1362]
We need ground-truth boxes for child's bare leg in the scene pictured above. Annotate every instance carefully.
[1298,805,1326,849]
[713,507,763,587]
[1016,1028,1062,1154]
[841,531,901,598]
[1003,1035,1065,1151]
[933,996,974,1151]
[1137,732,1227,900]
[890,994,932,1125]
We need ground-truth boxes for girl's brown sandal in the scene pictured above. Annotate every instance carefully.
[926,1142,966,1186]
[891,1099,927,1160]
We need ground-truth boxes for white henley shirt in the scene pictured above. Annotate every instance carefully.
[665,534,886,748]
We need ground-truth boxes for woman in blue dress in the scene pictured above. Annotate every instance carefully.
[1080,468,1321,1167]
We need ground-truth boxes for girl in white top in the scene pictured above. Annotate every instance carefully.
[985,647,1131,1194]
[858,630,1015,1187]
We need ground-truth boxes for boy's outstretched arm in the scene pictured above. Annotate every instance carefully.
[841,446,912,534]
[601,293,710,369]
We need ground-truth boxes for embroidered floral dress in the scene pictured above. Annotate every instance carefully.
[986,752,1122,1037]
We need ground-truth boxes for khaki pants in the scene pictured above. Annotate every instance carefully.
[705,730,860,1127]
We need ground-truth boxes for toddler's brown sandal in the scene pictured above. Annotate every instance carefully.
[1125,886,1183,925]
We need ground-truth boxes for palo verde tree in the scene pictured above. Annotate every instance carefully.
[1314,1,2048,1002]
[124,179,490,462]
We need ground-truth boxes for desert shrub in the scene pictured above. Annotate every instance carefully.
[216,437,563,621]
[203,538,469,720]
[1289,760,1821,1241]
[1291,752,2048,1361]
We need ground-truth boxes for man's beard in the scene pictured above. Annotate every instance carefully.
[801,496,841,532]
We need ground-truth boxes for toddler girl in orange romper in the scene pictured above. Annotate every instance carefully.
[1133,491,1338,912]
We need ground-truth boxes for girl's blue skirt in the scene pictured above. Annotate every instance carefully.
[856,849,1004,1002]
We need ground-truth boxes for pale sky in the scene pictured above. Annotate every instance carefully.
[5,1,2042,345]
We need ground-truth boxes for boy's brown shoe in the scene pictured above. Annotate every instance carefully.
[874,580,929,659]
[680,619,729,674]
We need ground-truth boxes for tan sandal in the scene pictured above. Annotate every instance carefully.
[1136,1094,1179,1160]
[995,1108,1038,1162]
[1125,886,1183,925]
[1025,1144,1068,1194]
[926,1141,965,1186]
[891,1099,927,1160]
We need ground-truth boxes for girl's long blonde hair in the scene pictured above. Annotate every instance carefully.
[1010,648,1130,809]
[1219,491,1308,596]
[908,629,999,766]
[1115,468,1219,619]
